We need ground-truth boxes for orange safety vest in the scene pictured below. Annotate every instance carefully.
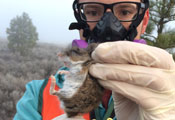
[40,77,90,120]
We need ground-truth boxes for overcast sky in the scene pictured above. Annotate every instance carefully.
[0,0,175,45]
[0,0,79,45]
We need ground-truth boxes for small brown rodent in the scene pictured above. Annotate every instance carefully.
[50,43,104,117]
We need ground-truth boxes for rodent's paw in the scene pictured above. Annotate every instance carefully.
[58,70,70,75]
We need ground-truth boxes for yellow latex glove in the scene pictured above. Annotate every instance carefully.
[89,41,175,120]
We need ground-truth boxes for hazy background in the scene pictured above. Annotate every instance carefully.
[0,0,175,45]
[0,0,80,45]
[0,1,175,119]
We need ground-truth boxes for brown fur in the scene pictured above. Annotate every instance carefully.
[52,43,104,117]
[59,74,104,117]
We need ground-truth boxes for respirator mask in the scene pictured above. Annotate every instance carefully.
[89,12,128,43]
[69,0,149,43]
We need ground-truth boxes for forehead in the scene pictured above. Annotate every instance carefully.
[79,0,141,4]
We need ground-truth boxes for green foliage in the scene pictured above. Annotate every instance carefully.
[145,21,155,35]
[6,12,38,56]
[149,0,175,35]
[154,30,175,49]
[142,0,175,49]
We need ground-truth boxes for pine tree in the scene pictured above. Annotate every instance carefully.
[143,0,175,49]
[6,12,38,56]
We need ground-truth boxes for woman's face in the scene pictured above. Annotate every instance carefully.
[79,0,149,40]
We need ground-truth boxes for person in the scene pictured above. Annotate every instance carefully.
[14,0,175,120]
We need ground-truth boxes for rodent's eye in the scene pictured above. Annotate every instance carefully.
[65,51,70,56]
[71,48,86,56]
[71,50,80,56]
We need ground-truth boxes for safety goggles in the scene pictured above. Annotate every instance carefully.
[77,2,146,22]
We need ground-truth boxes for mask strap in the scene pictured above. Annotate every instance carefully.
[69,0,82,30]
[69,0,91,39]
[126,1,149,41]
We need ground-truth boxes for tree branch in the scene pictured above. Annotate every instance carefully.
[143,33,157,40]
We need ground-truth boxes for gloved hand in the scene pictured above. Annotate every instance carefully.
[89,41,175,120]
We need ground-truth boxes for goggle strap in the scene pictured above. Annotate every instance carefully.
[69,22,83,30]
[69,0,91,39]
[69,0,87,30]
[126,1,149,41]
